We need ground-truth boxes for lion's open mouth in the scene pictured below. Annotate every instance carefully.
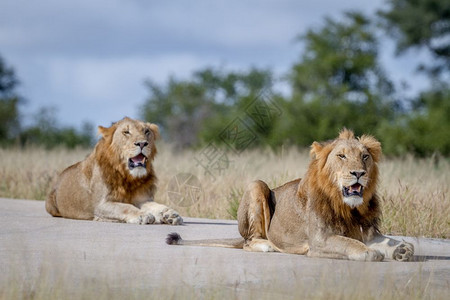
[128,153,147,169]
[342,183,363,197]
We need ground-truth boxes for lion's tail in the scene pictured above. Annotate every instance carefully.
[166,233,244,249]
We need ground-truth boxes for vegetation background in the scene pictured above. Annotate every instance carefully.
[2,0,449,156]
[0,0,449,238]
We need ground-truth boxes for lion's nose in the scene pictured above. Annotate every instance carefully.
[350,171,366,179]
[134,141,148,149]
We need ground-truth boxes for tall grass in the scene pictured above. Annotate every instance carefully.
[0,147,90,200]
[0,145,448,238]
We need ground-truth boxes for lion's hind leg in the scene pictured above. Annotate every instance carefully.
[45,188,61,217]
[238,180,278,252]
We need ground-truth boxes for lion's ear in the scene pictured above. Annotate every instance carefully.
[98,126,109,137]
[98,124,117,138]
[310,141,323,160]
[148,123,160,140]
[339,128,354,140]
[359,135,382,162]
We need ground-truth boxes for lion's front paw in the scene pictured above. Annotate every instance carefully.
[161,208,183,225]
[142,203,183,225]
[127,213,156,225]
[393,241,414,262]
[366,249,385,262]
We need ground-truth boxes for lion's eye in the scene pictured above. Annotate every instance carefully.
[145,129,150,136]
[363,154,370,161]
[123,130,131,136]
[337,154,346,159]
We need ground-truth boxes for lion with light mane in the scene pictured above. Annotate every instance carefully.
[46,117,182,225]
[167,129,414,261]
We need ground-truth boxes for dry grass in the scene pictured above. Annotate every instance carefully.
[2,261,446,300]
[0,145,448,238]
[0,147,90,200]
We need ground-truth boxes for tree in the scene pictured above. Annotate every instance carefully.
[278,12,397,146]
[0,55,21,143]
[19,107,94,149]
[141,67,275,149]
[142,76,218,149]
[379,84,450,156]
[378,0,450,76]
[0,55,95,149]
[377,0,450,156]
[410,86,450,156]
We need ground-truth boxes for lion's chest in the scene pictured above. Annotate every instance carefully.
[335,223,365,242]
[131,192,152,207]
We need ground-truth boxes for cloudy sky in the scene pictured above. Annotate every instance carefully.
[0,0,430,129]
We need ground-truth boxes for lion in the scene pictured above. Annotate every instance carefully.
[46,117,183,225]
[166,129,414,261]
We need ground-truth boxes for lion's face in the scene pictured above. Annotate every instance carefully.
[326,139,374,208]
[310,129,381,209]
[98,117,160,178]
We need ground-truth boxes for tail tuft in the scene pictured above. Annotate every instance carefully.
[166,232,182,245]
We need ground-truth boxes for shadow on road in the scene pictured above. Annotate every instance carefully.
[411,255,450,262]
[184,221,237,226]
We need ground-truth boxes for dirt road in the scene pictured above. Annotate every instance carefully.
[1,198,449,299]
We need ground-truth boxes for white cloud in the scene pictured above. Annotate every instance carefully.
[23,54,220,127]
[46,55,205,101]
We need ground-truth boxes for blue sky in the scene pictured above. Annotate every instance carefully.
[0,0,431,129]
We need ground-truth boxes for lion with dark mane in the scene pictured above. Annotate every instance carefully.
[46,117,182,225]
[167,129,414,261]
